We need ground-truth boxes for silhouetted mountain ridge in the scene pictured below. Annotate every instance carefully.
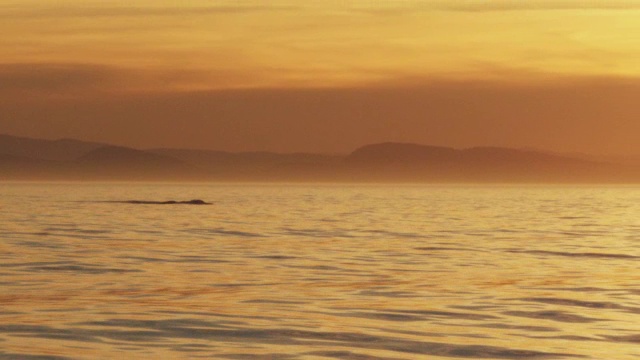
[347,142,457,163]
[343,142,615,181]
[0,134,105,161]
[78,145,185,166]
[346,142,589,165]
[150,148,340,178]
[0,134,638,182]
[74,145,197,179]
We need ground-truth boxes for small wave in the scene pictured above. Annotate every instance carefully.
[12,240,62,249]
[414,246,482,252]
[365,229,422,238]
[603,334,640,343]
[503,310,601,323]
[43,227,111,235]
[519,297,629,310]
[391,309,499,321]
[304,350,403,360]
[4,261,141,275]
[329,311,427,322]
[0,351,73,360]
[209,282,283,289]
[356,290,416,298]
[29,265,141,274]
[543,286,615,293]
[182,228,264,238]
[506,249,638,260]
[473,323,557,332]
[242,299,307,305]
[329,308,498,322]
[120,256,230,264]
[524,335,599,342]
[57,318,579,358]
[252,255,298,260]
[216,353,296,360]
[280,227,355,238]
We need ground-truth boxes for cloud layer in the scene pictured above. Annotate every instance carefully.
[5,4,295,19]
[441,0,640,12]
[1,1,639,157]
[1,63,638,156]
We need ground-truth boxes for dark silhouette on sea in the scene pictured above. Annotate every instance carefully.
[1,134,639,182]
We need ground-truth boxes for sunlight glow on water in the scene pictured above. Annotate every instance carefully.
[0,183,639,359]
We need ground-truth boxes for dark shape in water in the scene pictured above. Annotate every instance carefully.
[119,199,211,205]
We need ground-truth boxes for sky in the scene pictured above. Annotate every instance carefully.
[1,0,639,155]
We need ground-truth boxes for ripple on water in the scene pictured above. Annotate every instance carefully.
[502,310,602,323]
[181,228,264,238]
[0,352,73,360]
[506,249,639,260]
[604,334,640,344]
[518,297,640,313]
[1,261,140,275]
[1,318,579,359]
[1,184,639,359]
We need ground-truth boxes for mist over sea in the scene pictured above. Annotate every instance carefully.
[1,183,639,359]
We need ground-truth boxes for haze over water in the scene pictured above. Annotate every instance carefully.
[1,183,639,359]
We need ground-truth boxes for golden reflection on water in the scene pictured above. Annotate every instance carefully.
[0,183,639,359]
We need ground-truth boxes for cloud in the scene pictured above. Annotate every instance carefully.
[0,63,120,94]
[1,4,296,19]
[1,69,639,156]
[0,63,269,98]
[4,1,639,22]
[444,0,640,12]
[352,0,640,14]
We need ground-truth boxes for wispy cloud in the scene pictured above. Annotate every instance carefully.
[0,63,205,96]
[352,0,640,14]
[1,4,296,19]
[0,62,281,98]
[0,63,118,93]
[444,0,640,12]
[13,1,638,21]
[2,70,640,155]
[3,1,639,20]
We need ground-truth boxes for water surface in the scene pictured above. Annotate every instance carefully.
[1,183,639,359]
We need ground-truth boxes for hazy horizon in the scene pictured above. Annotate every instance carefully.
[4,131,638,158]
[2,2,639,157]
[3,133,640,183]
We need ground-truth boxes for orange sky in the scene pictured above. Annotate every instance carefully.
[1,1,639,155]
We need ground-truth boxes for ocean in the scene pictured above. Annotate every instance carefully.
[0,183,639,359]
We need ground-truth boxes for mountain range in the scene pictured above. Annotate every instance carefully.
[1,134,638,182]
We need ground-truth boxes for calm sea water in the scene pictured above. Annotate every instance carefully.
[0,183,639,360]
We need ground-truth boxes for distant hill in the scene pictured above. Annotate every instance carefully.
[0,153,52,170]
[0,152,72,179]
[0,134,198,180]
[347,143,457,163]
[75,146,197,179]
[78,146,185,167]
[1,134,639,182]
[0,134,104,161]
[150,148,340,179]
[346,142,582,164]
[343,142,630,182]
